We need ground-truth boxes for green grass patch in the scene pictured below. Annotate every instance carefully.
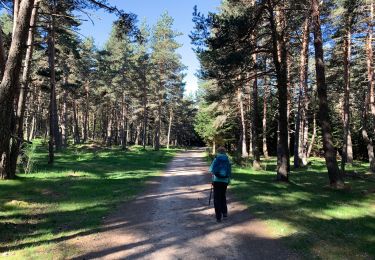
[230,157,375,260]
[0,142,178,259]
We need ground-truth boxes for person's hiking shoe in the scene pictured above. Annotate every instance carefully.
[223,213,228,218]
[216,218,222,223]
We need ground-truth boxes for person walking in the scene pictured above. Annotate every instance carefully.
[209,147,231,222]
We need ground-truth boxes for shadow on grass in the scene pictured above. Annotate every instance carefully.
[0,145,177,254]
[231,158,375,259]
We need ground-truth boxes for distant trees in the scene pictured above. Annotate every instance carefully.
[192,0,375,185]
[0,2,197,179]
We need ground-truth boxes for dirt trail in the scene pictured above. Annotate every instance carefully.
[70,149,298,259]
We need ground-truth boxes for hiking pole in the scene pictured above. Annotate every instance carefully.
[208,183,213,205]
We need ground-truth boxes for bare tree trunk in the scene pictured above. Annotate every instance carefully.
[126,117,130,145]
[73,99,81,144]
[342,26,353,172]
[92,113,96,140]
[362,90,375,172]
[48,7,61,163]
[0,0,35,179]
[262,77,269,159]
[307,112,316,158]
[247,81,254,157]
[312,0,343,186]
[156,94,162,150]
[294,17,310,168]
[251,0,260,168]
[29,115,36,141]
[142,75,148,149]
[367,0,375,133]
[29,86,41,141]
[298,17,310,166]
[365,0,375,172]
[12,0,20,37]
[0,23,6,77]
[9,0,39,175]
[167,108,173,149]
[83,84,89,143]
[252,76,261,168]
[61,90,67,147]
[269,1,290,181]
[121,93,128,150]
[286,50,291,151]
[106,108,112,146]
[238,86,248,158]
[294,88,302,168]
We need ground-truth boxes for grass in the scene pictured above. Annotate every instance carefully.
[0,141,178,259]
[230,157,375,260]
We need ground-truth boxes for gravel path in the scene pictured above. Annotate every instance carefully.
[70,149,298,260]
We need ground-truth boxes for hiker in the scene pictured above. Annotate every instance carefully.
[209,147,231,222]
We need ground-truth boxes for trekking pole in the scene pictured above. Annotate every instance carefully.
[208,183,213,205]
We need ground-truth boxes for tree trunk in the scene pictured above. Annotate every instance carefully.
[238,86,248,158]
[0,23,6,77]
[294,88,302,168]
[106,109,112,146]
[121,93,128,150]
[83,83,89,143]
[262,76,269,159]
[251,0,260,168]
[362,91,375,172]
[298,17,310,166]
[268,2,289,181]
[365,0,375,172]
[156,90,162,150]
[48,9,61,163]
[8,0,39,176]
[307,112,316,158]
[73,99,81,144]
[167,108,173,149]
[92,113,96,140]
[247,81,254,157]
[61,90,67,147]
[341,27,353,172]
[12,0,20,37]
[0,0,35,179]
[294,17,310,168]
[142,74,148,149]
[252,76,261,168]
[29,115,36,141]
[311,0,343,186]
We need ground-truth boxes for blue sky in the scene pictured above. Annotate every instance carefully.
[78,0,221,95]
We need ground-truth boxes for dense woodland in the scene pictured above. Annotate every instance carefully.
[0,0,199,180]
[0,0,374,188]
[192,0,375,186]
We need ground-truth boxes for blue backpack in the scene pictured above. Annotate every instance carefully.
[212,156,230,178]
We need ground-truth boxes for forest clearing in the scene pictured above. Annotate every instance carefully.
[0,0,375,259]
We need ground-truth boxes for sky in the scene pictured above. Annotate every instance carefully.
[77,0,221,95]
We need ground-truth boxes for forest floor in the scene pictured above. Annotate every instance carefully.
[0,143,178,259]
[231,157,375,259]
[0,145,374,259]
[68,149,298,259]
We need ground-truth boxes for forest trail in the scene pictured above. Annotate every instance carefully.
[70,150,298,259]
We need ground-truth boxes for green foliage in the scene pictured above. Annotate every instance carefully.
[231,157,375,259]
[194,104,217,143]
[0,142,178,258]
[19,142,38,175]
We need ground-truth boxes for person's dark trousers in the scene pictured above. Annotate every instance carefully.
[213,181,228,221]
